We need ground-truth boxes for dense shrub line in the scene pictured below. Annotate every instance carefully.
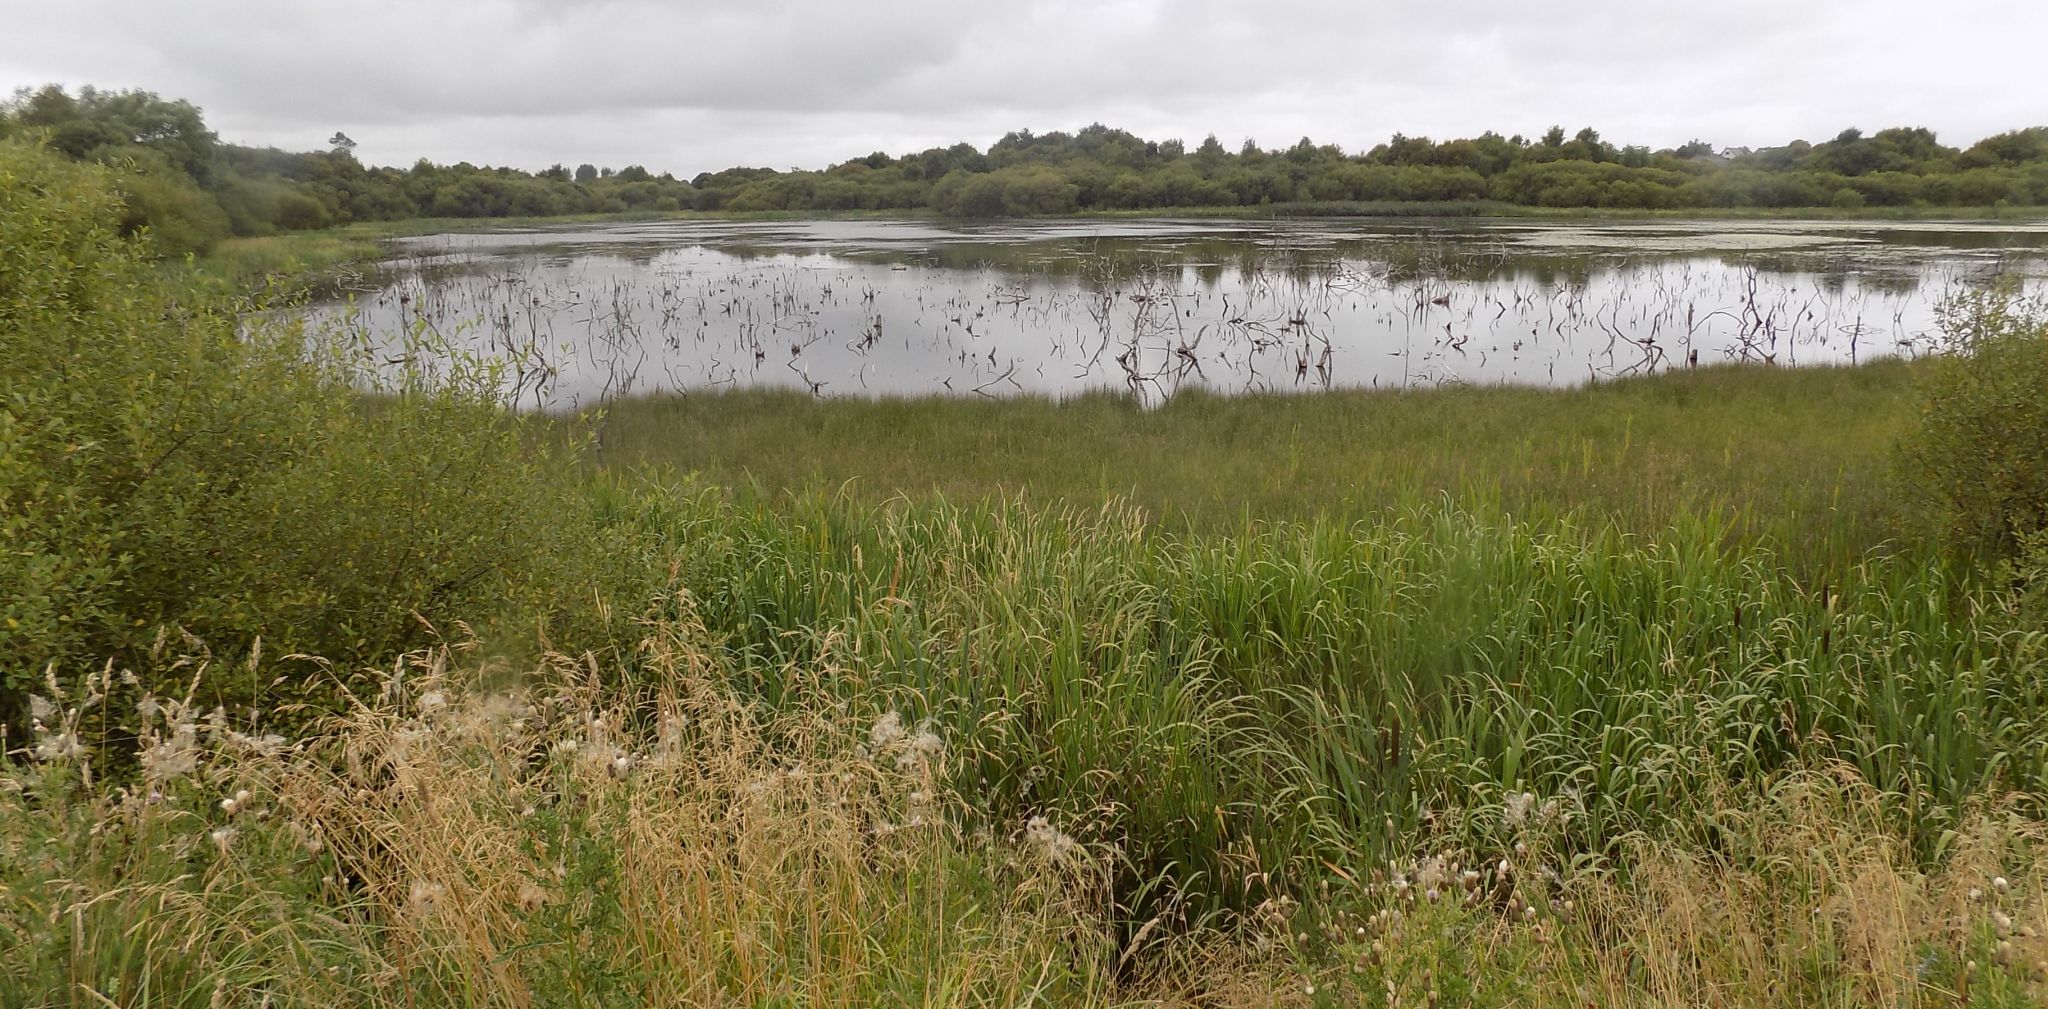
[7,85,2048,259]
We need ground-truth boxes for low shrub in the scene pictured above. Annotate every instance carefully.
[1902,289,2048,558]
[0,140,653,724]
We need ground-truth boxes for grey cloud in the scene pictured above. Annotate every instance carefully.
[3,0,2043,176]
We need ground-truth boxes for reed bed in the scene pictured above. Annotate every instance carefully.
[7,529,2046,1006]
[584,358,1923,571]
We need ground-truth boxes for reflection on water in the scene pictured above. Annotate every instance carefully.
[312,217,2048,409]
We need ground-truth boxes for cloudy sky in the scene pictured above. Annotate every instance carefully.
[3,0,2044,176]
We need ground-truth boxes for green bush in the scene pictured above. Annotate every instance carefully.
[0,140,648,722]
[1902,290,2048,557]
[2006,526,2048,630]
[92,147,233,257]
[213,175,333,235]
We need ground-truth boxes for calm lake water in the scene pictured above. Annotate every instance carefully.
[317,217,2048,408]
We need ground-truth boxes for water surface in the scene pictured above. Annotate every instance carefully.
[318,217,2048,408]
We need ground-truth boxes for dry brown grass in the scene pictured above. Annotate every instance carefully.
[7,629,2048,1008]
[2,626,1120,1008]
[1583,771,2048,1007]
[286,626,1120,1007]
[1177,768,2048,1008]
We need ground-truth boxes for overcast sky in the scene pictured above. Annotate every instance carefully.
[3,0,2044,177]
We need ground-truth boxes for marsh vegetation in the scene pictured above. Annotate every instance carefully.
[7,127,2048,1009]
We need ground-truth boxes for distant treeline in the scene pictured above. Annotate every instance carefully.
[7,84,2048,256]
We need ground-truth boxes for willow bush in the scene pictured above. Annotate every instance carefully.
[1903,288,2048,561]
[0,140,647,723]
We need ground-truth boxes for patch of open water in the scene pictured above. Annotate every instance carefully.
[311,217,2048,408]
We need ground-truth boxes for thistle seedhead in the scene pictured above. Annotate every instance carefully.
[1025,814,1084,863]
[868,711,905,751]
[516,881,550,913]
[409,880,446,914]
[32,730,82,763]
